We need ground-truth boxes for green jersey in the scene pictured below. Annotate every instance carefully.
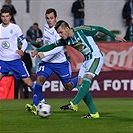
[36,25,116,60]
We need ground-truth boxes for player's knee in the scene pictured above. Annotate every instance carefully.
[36,76,46,85]
[64,83,73,91]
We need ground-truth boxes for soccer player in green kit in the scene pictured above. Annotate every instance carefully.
[31,20,126,118]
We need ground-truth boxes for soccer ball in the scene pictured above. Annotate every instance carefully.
[37,102,52,118]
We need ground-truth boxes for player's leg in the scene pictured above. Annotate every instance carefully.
[1,60,35,114]
[71,74,93,105]
[0,60,10,80]
[24,76,45,111]
[81,57,104,118]
[8,59,35,114]
[22,77,33,87]
[54,61,78,91]
[0,73,3,80]
[60,75,93,111]
[31,62,56,115]
[60,57,103,117]
[32,76,46,107]
[60,66,85,111]
[26,62,53,115]
[81,92,99,118]
[73,57,103,118]
[60,61,78,91]
[8,59,33,88]
[63,76,78,91]
[31,62,53,107]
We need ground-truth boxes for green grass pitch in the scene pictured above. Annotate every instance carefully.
[0,98,132,133]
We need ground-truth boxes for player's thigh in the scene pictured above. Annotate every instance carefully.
[55,62,72,85]
[79,57,104,78]
[36,63,53,84]
[86,57,104,76]
[11,60,30,79]
[0,60,11,79]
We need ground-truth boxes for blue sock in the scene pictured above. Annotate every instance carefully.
[33,83,44,106]
[33,94,39,106]
[71,76,78,88]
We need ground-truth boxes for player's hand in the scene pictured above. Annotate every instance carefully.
[36,38,42,43]
[16,50,24,56]
[37,53,45,59]
[31,50,38,57]
[115,36,126,42]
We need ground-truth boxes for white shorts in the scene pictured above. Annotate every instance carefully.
[78,56,104,78]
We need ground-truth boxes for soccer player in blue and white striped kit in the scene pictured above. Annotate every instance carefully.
[26,9,78,115]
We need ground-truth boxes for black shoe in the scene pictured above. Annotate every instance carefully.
[81,112,100,119]
[81,114,92,118]
[60,103,71,110]
[60,101,78,111]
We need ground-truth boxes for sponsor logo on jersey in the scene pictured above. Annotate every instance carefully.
[2,41,10,49]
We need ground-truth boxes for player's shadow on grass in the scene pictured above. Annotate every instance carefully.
[100,112,132,121]
[99,112,113,118]
[113,116,132,122]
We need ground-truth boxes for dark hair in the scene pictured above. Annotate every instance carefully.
[1,6,12,16]
[45,8,57,18]
[33,22,38,26]
[55,20,70,30]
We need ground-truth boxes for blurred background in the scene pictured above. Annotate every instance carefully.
[0,0,132,99]
[0,0,127,37]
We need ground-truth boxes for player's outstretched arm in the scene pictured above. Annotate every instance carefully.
[97,26,126,42]
[115,36,126,42]
[31,44,55,58]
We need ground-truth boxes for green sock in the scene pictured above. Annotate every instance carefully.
[77,85,81,90]
[72,78,91,105]
[83,92,97,114]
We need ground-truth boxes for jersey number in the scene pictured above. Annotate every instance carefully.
[38,66,45,72]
